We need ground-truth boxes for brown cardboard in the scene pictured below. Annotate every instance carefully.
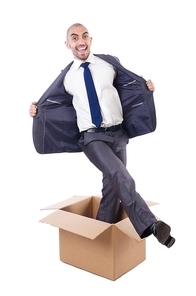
[40,195,157,280]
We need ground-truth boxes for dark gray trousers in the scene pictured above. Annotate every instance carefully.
[78,129,157,237]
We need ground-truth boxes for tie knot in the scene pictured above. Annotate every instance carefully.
[80,62,90,68]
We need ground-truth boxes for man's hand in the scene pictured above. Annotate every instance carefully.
[29,102,37,117]
[146,79,155,92]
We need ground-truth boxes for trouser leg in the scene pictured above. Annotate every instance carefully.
[97,173,121,223]
[97,132,127,223]
[80,131,157,237]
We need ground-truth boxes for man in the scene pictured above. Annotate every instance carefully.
[29,23,175,248]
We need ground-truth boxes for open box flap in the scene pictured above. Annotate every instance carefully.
[116,218,142,242]
[145,200,159,207]
[41,197,157,210]
[40,209,111,240]
[41,195,93,210]
[115,201,159,241]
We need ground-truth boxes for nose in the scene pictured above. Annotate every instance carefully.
[77,36,85,45]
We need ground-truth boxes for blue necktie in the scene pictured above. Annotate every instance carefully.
[80,62,102,127]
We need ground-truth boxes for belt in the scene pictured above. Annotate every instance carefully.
[83,124,122,133]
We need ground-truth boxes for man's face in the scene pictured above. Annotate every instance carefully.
[65,25,92,61]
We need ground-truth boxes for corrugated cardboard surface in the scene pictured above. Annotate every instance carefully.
[113,226,146,279]
[58,226,145,280]
[40,195,154,280]
[59,227,115,279]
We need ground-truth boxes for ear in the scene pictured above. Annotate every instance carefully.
[65,41,70,49]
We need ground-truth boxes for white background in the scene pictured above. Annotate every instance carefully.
[0,0,195,295]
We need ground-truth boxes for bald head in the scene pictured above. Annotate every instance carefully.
[66,23,89,41]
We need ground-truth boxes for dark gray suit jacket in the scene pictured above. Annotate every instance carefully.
[32,54,156,154]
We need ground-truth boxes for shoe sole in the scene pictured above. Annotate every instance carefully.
[155,221,175,248]
[166,236,175,248]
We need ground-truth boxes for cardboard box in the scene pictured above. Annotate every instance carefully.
[40,195,157,280]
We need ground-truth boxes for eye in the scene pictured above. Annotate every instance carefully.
[71,36,78,41]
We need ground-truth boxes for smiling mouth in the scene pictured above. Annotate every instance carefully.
[77,46,87,53]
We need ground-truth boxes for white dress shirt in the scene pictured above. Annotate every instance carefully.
[64,53,123,132]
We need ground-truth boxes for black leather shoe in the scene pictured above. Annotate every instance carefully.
[151,221,175,248]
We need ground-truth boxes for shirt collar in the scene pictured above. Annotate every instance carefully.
[73,52,96,70]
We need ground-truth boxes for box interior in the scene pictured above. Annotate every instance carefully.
[60,196,128,222]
